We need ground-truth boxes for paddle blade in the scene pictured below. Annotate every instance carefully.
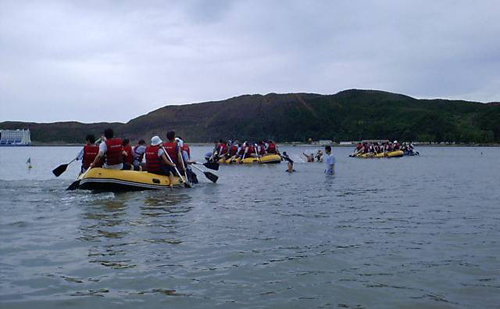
[204,171,218,183]
[203,162,219,171]
[66,180,80,190]
[52,164,68,177]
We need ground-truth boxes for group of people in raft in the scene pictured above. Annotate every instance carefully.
[351,140,418,156]
[76,128,198,185]
[208,139,280,161]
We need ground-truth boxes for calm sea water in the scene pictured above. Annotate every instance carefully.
[0,146,499,309]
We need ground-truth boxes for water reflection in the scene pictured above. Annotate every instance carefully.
[78,190,191,269]
[2,146,500,308]
[141,192,192,217]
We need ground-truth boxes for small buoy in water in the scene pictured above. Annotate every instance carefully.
[26,157,33,169]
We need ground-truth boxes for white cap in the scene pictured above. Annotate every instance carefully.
[151,136,162,146]
[394,140,398,143]
[175,137,183,147]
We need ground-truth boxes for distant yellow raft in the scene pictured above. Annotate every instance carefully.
[219,154,282,164]
[78,168,183,191]
[355,150,404,158]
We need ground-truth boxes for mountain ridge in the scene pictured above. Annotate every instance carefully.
[1,89,499,144]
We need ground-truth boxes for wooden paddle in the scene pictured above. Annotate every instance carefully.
[239,147,248,164]
[254,146,262,163]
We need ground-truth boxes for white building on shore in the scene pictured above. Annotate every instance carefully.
[0,129,32,146]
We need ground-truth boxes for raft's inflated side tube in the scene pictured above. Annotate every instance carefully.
[78,168,182,191]
[355,150,404,159]
[387,150,404,158]
[218,154,281,164]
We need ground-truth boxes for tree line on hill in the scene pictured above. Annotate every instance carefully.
[1,90,499,144]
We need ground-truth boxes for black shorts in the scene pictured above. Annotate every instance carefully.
[161,165,177,176]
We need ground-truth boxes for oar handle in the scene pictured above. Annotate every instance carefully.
[191,164,204,172]
[254,147,261,162]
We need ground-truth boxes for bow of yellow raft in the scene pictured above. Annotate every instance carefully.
[77,168,183,191]
[353,150,404,158]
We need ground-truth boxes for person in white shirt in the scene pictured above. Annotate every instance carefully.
[324,145,335,175]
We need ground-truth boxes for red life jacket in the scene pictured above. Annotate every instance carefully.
[145,145,161,173]
[123,145,133,164]
[219,143,228,155]
[216,143,223,153]
[104,138,123,165]
[229,145,238,156]
[247,145,255,155]
[258,145,266,155]
[162,141,178,164]
[83,145,99,169]
[181,143,190,159]
[267,143,276,154]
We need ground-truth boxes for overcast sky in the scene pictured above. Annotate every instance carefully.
[1,0,499,123]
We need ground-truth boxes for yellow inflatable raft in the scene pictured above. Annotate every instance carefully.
[77,168,183,191]
[355,150,404,158]
[219,154,282,164]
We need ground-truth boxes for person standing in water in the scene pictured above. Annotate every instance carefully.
[281,151,295,173]
[324,145,335,175]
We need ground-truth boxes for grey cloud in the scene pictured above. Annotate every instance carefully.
[1,0,499,122]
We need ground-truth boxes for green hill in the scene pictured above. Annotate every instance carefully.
[2,89,499,144]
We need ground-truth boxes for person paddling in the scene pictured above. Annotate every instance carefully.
[89,128,132,170]
[267,140,277,154]
[145,136,176,187]
[76,134,99,173]
[163,131,187,177]
[122,138,134,167]
[176,136,198,184]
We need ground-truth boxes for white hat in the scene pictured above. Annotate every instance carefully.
[175,137,184,147]
[151,136,162,146]
[394,140,398,143]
